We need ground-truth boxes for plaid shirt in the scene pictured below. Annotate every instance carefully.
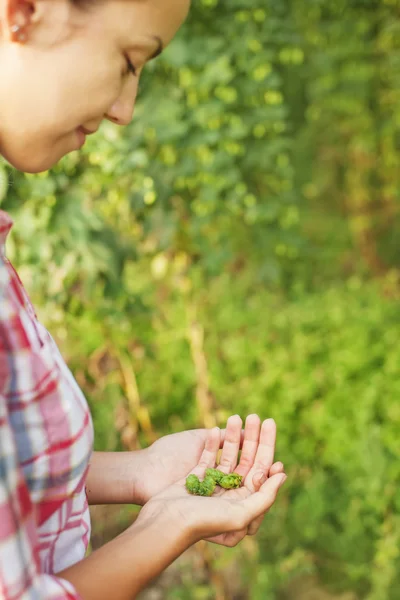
[0,210,94,599]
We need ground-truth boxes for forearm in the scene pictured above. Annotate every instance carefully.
[58,515,190,600]
[86,450,147,505]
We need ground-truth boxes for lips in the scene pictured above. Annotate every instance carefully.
[78,126,98,135]
[75,125,99,149]
[76,128,86,148]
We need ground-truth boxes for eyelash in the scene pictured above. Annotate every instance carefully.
[125,55,137,77]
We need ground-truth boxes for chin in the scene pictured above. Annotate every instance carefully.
[4,153,63,174]
[1,137,76,174]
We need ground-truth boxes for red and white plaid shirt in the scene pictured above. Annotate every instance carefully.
[0,210,94,599]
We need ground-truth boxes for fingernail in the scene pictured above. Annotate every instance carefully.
[279,474,287,488]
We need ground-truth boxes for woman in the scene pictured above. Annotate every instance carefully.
[0,1,287,599]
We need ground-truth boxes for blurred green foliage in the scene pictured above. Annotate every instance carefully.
[1,0,400,598]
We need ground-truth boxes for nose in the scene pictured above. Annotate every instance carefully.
[105,77,139,126]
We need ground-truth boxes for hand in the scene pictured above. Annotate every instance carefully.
[85,416,283,508]
[136,421,287,548]
[204,415,285,545]
[136,428,228,505]
[137,415,283,506]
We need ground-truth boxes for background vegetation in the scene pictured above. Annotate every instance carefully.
[1,0,400,598]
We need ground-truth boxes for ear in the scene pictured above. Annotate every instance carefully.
[1,0,35,42]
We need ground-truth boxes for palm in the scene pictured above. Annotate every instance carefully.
[142,430,210,502]
[142,415,285,546]
[143,473,253,542]
[205,484,254,545]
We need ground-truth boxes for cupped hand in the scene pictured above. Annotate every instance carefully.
[137,419,287,548]
[136,427,234,505]
[138,415,283,504]
[136,414,284,542]
[205,415,285,545]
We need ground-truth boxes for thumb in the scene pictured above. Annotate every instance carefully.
[243,473,287,521]
[252,470,268,490]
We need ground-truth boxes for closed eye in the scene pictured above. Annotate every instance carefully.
[125,55,137,77]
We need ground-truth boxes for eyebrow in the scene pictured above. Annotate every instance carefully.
[148,36,164,61]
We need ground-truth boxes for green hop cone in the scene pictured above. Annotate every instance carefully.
[185,474,200,495]
[185,469,242,496]
[198,475,217,496]
[219,473,243,489]
[205,468,225,485]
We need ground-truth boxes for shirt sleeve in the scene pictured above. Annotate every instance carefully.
[0,394,83,600]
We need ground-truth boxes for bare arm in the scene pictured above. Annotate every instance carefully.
[85,450,147,505]
[58,512,189,600]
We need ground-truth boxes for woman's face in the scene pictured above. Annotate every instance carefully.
[0,0,189,173]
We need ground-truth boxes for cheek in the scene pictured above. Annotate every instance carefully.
[2,51,125,172]
[60,59,124,125]
[37,42,125,133]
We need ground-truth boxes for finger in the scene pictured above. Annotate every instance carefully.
[220,428,245,449]
[254,419,276,470]
[245,462,285,535]
[252,462,283,488]
[244,419,276,491]
[269,462,284,477]
[241,473,287,523]
[206,529,247,547]
[190,427,221,477]
[217,415,243,473]
[248,465,285,535]
[252,470,268,490]
[247,514,264,536]
[235,414,261,479]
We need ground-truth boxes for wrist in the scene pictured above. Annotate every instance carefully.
[133,444,161,505]
[134,498,196,548]
[128,448,149,506]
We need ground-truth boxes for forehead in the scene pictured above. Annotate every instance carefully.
[105,0,190,47]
